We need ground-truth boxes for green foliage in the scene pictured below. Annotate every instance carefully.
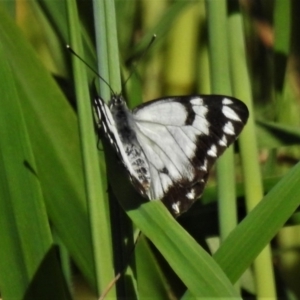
[0,0,300,299]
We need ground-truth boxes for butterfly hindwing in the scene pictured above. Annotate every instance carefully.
[94,94,249,216]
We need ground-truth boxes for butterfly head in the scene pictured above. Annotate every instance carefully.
[110,94,126,107]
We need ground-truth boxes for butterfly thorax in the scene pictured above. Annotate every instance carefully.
[109,95,151,194]
[109,95,136,143]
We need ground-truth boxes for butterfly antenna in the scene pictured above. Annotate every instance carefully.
[66,45,115,96]
[122,34,157,90]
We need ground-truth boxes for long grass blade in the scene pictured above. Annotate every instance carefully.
[227,1,276,297]
[66,0,115,296]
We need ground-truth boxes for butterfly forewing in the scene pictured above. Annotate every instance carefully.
[132,96,248,215]
[94,94,248,216]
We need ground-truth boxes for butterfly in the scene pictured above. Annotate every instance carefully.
[94,93,249,217]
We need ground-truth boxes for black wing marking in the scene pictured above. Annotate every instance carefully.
[94,94,249,216]
[132,95,249,215]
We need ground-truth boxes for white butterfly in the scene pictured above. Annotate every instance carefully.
[94,94,248,216]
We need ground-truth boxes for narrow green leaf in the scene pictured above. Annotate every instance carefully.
[136,236,175,299]
[66,0,115,296]
[227,1,276,296]
[214,160,300,282]
[130,0,192,58]
[103,138,240,298]
[0,4,96,289]
[205,0,238,243]
[256,120,300,148]
[0,41,70,300]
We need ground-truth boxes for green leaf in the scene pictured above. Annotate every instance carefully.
[103,138,240,298]
[214,160,300,282]
[256,120,300,148]
[0,37,70,300]
[136,236,174,299]
[0,4,96,289]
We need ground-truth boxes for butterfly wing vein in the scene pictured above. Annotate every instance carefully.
[95,95,249,216]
